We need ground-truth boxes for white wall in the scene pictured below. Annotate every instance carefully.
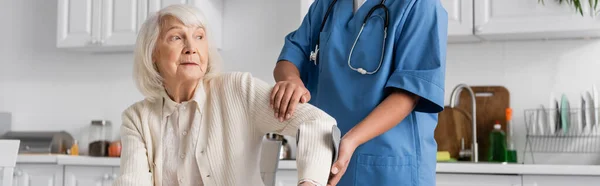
[1,0,599,163]
[220,0,302,83]
[220,0,303,158]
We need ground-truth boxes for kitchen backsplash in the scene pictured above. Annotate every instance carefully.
[444,40,600,164]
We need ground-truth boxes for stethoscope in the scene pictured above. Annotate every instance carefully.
[309,0,389,75]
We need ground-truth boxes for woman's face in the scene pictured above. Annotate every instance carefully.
[153,15,209,85]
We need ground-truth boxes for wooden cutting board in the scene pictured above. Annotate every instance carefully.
[435,106,473,159]
[456,86,510,161]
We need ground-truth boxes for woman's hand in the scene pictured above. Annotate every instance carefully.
[270,79,311,122]
[327,137,359,186]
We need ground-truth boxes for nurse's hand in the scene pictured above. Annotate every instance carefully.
[270,79,311,122]
[328,138,358,186]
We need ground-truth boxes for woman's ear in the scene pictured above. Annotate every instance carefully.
[152,49,158,64]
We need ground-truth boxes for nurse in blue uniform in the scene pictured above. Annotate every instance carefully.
[271,0,447,185]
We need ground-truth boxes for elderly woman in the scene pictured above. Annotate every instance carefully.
[113,4,336,186]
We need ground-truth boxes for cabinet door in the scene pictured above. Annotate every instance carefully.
[0,167,10,186]
[275,170,298,186]
[148,0,189,14]
[64,166,113,186]
[441,0,479,42]
[104,167,120,186]
[474,0,600,40]
[523,175,600,186]
[100,0,146,47]
[57,0,102,48]
[13,165,63,186]
[436,173,521,186]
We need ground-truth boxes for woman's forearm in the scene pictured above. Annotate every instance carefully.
[294,113,335,185]
[343,90,419,146]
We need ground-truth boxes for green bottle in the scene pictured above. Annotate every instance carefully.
[506,108,518,163]
[488,122,508,162]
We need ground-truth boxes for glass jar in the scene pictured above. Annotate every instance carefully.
[88,120,112,156]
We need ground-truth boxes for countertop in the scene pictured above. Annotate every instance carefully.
[278,160,600,176]
[16,155,600,176]
[17,154,120,166]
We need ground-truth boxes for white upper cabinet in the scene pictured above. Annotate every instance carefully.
[474,0,600,40]
[100,0,147,49]
[148,0,223,49]
[57,0,222,51]
[441,0,478,42]
[57,0,143,51]
[148,0,188,13]
[56,0,101,48]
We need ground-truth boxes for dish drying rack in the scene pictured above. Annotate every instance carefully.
[523,107,600,163]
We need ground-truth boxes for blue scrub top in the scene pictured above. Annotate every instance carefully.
[278,0,447,185]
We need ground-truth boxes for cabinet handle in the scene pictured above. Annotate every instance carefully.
[475,26,483,33]
[99,40,105,45]
[111,173,117,180]
[13,170,22,177]
[103,174,110,180]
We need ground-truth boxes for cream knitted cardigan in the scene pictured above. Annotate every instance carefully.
[113,72,335,186]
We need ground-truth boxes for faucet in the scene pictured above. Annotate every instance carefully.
[449,84,478,162]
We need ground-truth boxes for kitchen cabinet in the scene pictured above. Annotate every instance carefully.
[441,0,480,42]
[474,0,600,41]
[148,0,223,49]
[100,0,148,49]
[275,170,297,186]
[108,167,120,186]
[522,175,600,186]
[57,0,223,51]
[436,173,522,186]
[12,165,63,186]
[56,0,99,49]
[56,0,145,51]
[63,166,118,186]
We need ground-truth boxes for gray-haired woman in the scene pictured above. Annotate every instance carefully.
[113,4,335,186]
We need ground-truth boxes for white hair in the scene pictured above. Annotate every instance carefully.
[133,4,222,101]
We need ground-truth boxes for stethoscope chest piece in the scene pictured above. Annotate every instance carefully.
[310,45,319,65]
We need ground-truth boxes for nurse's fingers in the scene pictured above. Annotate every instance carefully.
[327,162,347,186]
[273,86,287,119]
[278,87,295,122]
[286,89,305,119]
[270,84,281,108]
